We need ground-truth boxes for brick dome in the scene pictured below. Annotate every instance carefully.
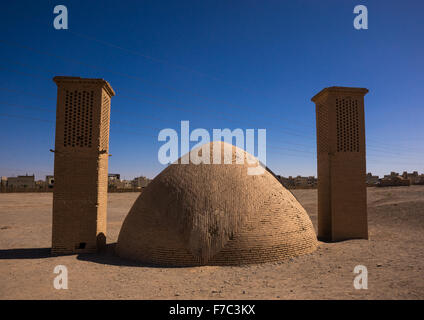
[116,142,318,266]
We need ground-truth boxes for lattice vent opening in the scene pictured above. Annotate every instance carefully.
[336,98,359,152]
[63,90,94,148]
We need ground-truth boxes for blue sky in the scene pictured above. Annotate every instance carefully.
[0,0,423,179]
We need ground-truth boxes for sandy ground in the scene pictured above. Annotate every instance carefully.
[0,186,423,300]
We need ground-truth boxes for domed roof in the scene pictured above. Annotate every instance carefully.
[116,141,317,266]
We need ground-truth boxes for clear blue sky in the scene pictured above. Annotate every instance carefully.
[0,0,423,180]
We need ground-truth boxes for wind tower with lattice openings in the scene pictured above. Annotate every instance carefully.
[311,87,368,241]
[51,76,115,254]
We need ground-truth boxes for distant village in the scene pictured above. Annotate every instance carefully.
[274,171,424,189]
[0,173,151,192]
[1,170,423,192]
[365,171,424,187]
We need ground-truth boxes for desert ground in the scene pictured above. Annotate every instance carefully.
[0,186,423,299]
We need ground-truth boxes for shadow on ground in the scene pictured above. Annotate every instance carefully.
[77,243,191,268]
[0,244,188,268]
[0,247,51,259]
[0,244,157,267]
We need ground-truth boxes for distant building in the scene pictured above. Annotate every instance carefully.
[276,175,316,189]
[45,175,54,189]
[417,174,424,185]
[378,175,410,187]
[108,174,121,189]
[401,171,423,185]
[295,176,317,188]
[120,180,133,189]
[1,176,7,187]
[108,173,120,181]
[7,174,35,188]
[108,174,136,190]
[366,173,379,186]
[276,175,293,188]
[35,180,46,188]
[294,176,308,187]
[384,172,399,179]
[132,176,150,189]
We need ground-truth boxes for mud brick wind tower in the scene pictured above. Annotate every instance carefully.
[312,87,368,241]
[52,76,115,254]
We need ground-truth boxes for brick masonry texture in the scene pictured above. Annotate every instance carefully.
[312,87,368,241]
[51,76,114,254]
[116,142,318,266]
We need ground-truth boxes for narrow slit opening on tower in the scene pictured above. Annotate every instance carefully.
[77,242,86,249]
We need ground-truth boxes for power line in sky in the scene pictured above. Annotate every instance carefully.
[0,41,422,162]
[0,39,313,129]
[1,86,423,161]
[1,111,423,168]
[0,101,55,113]
[0,59,318,141]
[0,87,56,101]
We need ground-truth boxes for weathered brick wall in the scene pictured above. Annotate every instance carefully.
[312,87,368,241]
[116,142,318,266]
[51,77,114,254]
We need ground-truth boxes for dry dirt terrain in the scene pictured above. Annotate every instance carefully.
[0,186,423,299]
